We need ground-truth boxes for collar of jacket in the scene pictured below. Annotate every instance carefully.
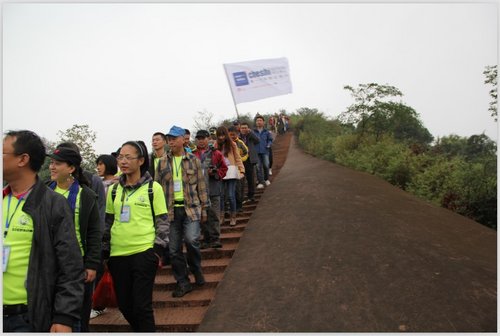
[20,177,46,216]
[118,171,153,189]
[166,150,193,161]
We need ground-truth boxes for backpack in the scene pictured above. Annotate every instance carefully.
[111,181,155,219]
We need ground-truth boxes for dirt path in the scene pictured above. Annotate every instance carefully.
[199,135,496,332]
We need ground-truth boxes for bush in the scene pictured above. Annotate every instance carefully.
[291,108,497,229]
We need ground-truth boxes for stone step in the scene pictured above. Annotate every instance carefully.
[200,242,238,259]
[152,287,217,308]
[220,224,246,234]
[89,306,208,332]
[153,272,225,291]
[158,258,231,275]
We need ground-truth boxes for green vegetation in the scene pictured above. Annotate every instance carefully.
[291,84,497,230]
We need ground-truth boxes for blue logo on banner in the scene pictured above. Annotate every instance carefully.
[233,72,249,86]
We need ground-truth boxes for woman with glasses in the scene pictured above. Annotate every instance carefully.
[102,140,169,332]
[47,147,102,332]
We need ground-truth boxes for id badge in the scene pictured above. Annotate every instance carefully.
[3,245,11,273]
[174,180,182,192]
[120,205,131,223]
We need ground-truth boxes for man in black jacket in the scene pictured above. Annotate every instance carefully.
[3,130,84,332]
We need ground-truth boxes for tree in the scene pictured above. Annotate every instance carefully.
[57,124,97,172]
[483,65,497,121]
[38,137,57,182]
[339,83,403,136]
[193,109,216,132]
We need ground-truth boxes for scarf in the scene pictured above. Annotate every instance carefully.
[49,179,80,215]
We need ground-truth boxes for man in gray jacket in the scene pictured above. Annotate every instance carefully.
[3,130,84,332]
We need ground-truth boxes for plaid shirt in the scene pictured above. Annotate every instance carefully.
[155,151,209,222]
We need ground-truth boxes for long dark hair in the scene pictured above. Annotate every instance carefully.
[121,140,150,177]
[216,126,234,157]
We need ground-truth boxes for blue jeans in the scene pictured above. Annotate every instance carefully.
[223,179,237,213]
[256,153,270,184]
[169,207,202,285]
[3,313,32,332]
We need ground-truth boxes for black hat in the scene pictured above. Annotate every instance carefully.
[195,130,210,138]
[48,147,82,166]
[232,120,240,125]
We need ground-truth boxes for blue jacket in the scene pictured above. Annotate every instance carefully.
[253,128,273,154]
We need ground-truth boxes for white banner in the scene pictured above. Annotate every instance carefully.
[223,57,292,104]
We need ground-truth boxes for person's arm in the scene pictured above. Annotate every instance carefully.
[90,174,106,228]
[238,140,249,162]
[195,158,209,222]
[267,131,273,148]
[233,142,245,177]
[50,195,85,330]
[249,131,260,144]
[101,186,115,260]
[83,189,102,283]
[152,182,169,259]
[215,151,228,180]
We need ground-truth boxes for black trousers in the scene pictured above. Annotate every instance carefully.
[108,249,158,332]
[244,161,256,199]
[80,280,94,332]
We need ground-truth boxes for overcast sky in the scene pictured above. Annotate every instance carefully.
[2,2,498,155]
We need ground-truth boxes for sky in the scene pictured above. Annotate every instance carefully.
[2,2,498,155]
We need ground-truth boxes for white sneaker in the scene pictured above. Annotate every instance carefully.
[269,168,272,175]
[256,184,265,189]
[90,308,107,319]
[265,180,271,186]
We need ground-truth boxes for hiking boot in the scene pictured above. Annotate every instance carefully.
[210,241,222,249]
[256,183,264,189]
[193,272,205,286]
[200,241,211,250]
[172,283,193,298]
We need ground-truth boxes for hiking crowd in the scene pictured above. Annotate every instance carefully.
[2,114,288,332]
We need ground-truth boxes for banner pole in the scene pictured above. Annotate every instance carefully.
[223,64,241,120]
[234,103,240,120]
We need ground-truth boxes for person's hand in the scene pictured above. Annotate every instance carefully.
[84,269,97,283]
[50,324,72,332]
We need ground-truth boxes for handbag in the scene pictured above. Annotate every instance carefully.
[92,266,118,308]
[223,165,240,180]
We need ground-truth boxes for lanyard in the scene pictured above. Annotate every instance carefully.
[4,194,24,239]
[119,186,140,214]
[172,156,183,178]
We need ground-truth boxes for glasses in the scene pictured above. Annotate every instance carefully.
[116,156,139,162]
